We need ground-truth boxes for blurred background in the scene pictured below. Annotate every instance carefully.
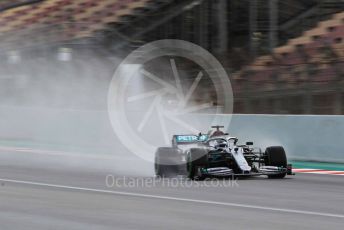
[1,3,344,229]
[0,0,343,115]
[0,0,344,161]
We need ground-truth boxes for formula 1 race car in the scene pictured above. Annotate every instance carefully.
[155,126,293,179]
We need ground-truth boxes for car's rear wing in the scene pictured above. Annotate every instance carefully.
[172,134,209,147]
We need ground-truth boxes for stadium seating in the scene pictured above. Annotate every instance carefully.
[0,0,43,11]
[235,11,344,92]
[0,0,152,46]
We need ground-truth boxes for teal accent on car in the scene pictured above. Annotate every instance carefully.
[176,135,209,143]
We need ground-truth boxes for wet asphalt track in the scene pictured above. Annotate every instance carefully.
[0,150,343,230]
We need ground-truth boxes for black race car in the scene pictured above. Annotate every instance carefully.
[155,126,293,179]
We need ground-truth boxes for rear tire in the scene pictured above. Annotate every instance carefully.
[187,148,208,180]
[155,147,180,177]
[265,146,287,179]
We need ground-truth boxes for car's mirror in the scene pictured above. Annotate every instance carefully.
[246,142,254,146]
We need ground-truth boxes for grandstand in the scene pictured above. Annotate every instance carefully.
[0,0,343,114]
[0,0,152,50]
[0,0,342,53]
[0,0,43,11]
[233,11,344,114]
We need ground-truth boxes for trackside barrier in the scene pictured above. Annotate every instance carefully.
[0,106,343,163]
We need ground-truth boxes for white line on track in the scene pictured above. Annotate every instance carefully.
[1,178,344,219]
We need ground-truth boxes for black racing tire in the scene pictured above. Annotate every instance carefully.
[265,146,287,179]
[155,147,180,177]
[187,148,208,180]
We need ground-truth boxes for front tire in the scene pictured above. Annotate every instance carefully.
[187,148,208,180]
[265,146,287,179]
